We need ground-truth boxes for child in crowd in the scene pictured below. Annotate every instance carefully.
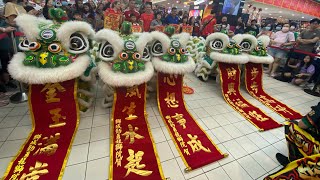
[292,55,315,86]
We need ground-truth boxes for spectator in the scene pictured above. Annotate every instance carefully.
[104,0,123,31]
[0,19,16,93]
[275,58,300,82]
[124,0,140,22]
[95,3,105,31]
[150,12,162,31]
[43,0,54,19]
[189,16,201,36]
[245,19,259,36]
[292,55,315,86]
[200,9,216,38]
[258,23,273,37]
[74,0,84,13]
[73,11,83,21]
[235,16,245,34]
[165,7,179,25]
[267,23,295,77]
[140,3,153,32]
[88,0,96,10]
[296,18,320,53]
[83,3,95,26]
[178,10,183,20]
[287,18,320,66]
[220,16,230,32]
[290,24,299,41]
[4,0,26,26]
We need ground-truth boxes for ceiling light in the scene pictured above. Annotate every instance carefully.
[292,14,295,16]
[279,11,282,13]
[167,2,170,4]
[279,16,282,17]
[269,14,271,15]
[265,8,268,10]
[302,17,305,18]
[271,17,273,18]
[184,5,186,7]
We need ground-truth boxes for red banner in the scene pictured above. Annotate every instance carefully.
[297,0,306,12]
[289,0,299,10]
[256,0,320,17]
[182,25,193,34]
[110,83,164,180]
[154,26,165,32]
[273,0,283,7]
[244,63,303,120]
[2,80,79,180]
[218,63,282,131]
[157,72,226,171]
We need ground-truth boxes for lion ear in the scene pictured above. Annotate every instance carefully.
[206,32,229,51]
[150,31,171,56]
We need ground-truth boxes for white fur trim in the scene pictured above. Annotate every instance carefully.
[210,52,249,64]
[95,29,124,61]
[98,62,154,87]
[232,34,243,45]
[241,34,258,52]
[247,54,274,64]
[257,35,270,48]
[80,66,98,83]
[15,14,52,41]
[135,32,153,55]
[8,53,90,84]
[57,21,94,54]
[150,31,171,54]
[152,56,195,74]
[172,33,190,47]
[205,33,229,51]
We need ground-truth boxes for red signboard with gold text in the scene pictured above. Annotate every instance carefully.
[110,83,164,180]
[2,80,79,180]
[256,0,320,18]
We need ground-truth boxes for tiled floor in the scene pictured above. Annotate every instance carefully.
[0,73,319,180]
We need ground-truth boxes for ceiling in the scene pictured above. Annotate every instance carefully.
[153,0,318,21]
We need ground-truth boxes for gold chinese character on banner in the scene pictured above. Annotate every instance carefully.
[124,149,153,177]
[122,124,144,144]
[251,67,259,80]
[226,68,237,80]
[250,81,258,93]
[164,74,177,86]
[249,111,269,122]
[227,83,236,96]
[34,133,60,156]
[187,134,211,153]
[259,95,275,104]
[235,99,249,108]
[164,92,179,108]
[122,102,138,120]
[184,148,190,155]
[171,113,186,129]
[49,108,66,128]
[20,161,49,180]
[41,83,65,103]
[115,150,123,167]
[126,86,141,98]
[275,105,293,115]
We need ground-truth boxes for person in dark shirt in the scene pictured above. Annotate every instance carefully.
[234,16,245,34]
[266,102,320,179]
[245,19,259,36]
[165,7,179,25]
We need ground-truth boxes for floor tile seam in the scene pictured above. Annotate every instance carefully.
[254,165,282,180]
[235,157,266,180]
